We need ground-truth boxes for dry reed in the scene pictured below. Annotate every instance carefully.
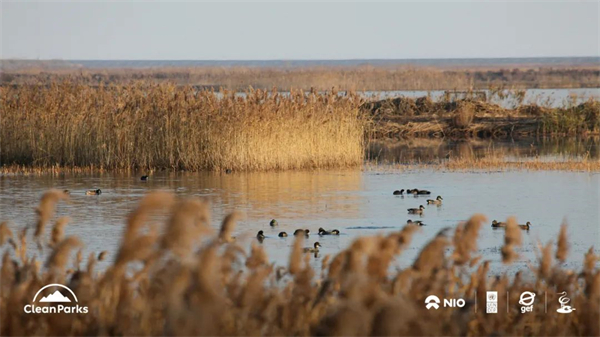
[3,64,599,91]
[0,190,598,336]
[0,83,365,171]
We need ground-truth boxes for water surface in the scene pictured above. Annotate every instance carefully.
[1,166,598,276]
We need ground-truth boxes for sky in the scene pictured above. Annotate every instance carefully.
[1,1,599,60]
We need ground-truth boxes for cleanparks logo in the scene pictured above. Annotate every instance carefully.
[24,284,88,314]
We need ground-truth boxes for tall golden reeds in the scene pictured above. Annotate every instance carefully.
[0,83,365,171]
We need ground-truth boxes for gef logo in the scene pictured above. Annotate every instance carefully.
[24,284,88,314]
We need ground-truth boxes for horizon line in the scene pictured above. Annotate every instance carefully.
[2,56,600,62]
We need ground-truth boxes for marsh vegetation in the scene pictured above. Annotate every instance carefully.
[0,190,598,336]
[1,82,598,172]
[0,83,364,171]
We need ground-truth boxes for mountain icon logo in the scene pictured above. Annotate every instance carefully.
[39,290,71,303]
[32,284,78,303]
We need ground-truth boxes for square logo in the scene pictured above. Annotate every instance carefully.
[486,291,498,313]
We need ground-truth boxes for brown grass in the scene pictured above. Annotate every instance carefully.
[0,192,598,336]
[3,64,599,91]
[0,83,365,171]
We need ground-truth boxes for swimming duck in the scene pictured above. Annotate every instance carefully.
[303,242,321,253]
[407,205,425,214]
[426,196,443,205]
[491,220,506,228]
[408,189,431,195]
[270,219,278,227]
[278,232,288,237]
[86,189,102,195]
[140,175,149,181]
[519,222,532,230]
[256,230,265,241]
[294,229,310,237]
[63,190,70,195]
[318,227,340,235]
[393,189,404,195]
[407,219,426,226]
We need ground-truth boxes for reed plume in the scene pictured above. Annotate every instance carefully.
[452,214,485,265]
[501,216,522,264]
[50,217,70,247]
[556,222,569,262]
[34,189,69,241]
[0,222,12,246]
[219,212,239,243]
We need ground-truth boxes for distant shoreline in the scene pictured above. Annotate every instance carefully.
[2,63,599,91]
[2,56,599,70]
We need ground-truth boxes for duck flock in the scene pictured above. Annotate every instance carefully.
[394,188,533,230]
[71,176,531,255]
[255,219,339,253]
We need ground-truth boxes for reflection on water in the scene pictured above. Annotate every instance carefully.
[1,165,598,276]
[368,138,599,164]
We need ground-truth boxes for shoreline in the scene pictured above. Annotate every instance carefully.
[3,157,599,176]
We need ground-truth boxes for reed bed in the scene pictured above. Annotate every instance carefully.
[3,64,599,91]
[0,190,598,336]
[0,83,365,171]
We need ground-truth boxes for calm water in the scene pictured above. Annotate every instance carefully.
[369,138,600,163]
[1,164,598,276]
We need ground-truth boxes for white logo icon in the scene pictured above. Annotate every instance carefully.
[425,295,440,310]
[556,291,576,314]
[519,291,535,313]
[23,283,88,314]
[486,291,498,313]
[39,290,72,302]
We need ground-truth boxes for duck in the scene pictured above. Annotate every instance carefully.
[408,189,431,195]
[407,205,425,214]
[278,232,288,237]
[519,222,532,230]
[303,242,321,253]
[318,227,340,235]
[270,219,278,227]
[225,169,232,174]
[256,230,265,241]
[393,189,404,195]
[86,189,102,195]
[294,229,310,237]
[407,219,426,226]
[140,175,149,181]
[426,196,443,205]
[491,220,506,228]
[63,190,70,195]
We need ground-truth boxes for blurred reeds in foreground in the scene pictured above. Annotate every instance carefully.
[0,190,598,336]
[0,83,365,171]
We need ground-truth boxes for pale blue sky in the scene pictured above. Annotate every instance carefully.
[2,1,599,60]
